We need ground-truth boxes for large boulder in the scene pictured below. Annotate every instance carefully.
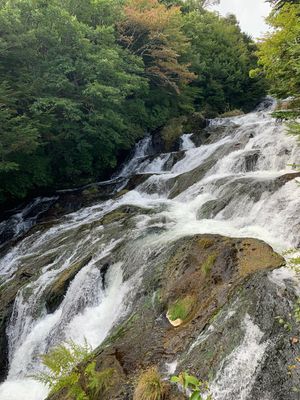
[48,234,291,400]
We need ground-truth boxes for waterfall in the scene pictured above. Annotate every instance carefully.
[0,196,58,246]
[180,133,196,150]
[116,136,152,177]
[0,101,299,400]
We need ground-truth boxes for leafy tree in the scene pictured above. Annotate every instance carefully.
[118,0,195,93]
[116,0,197,134]
[253,2,300,141]
[0,0,147,204]
[183,11,267,115]
[255,3,300,98]
[267,0,299,9]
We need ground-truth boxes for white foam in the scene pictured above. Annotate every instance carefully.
[0,379,48,400]
[180,133,196,150]
[211,314,269,400]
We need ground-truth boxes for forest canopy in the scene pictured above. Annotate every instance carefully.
[0,0,267,207]
[254,1,300,140]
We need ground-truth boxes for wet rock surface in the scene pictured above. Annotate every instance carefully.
[47,233,293,400]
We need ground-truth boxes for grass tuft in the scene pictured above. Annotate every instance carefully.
[133,367,167,400]
[202,253,217,276]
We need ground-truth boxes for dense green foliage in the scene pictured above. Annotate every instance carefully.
[267,0,299,9]
[0,0,148,204]
[255,3,300,98]
[254,1,300,141]
[183,11,266,116]
[0,0,266,206]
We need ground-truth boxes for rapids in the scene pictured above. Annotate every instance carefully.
[0,101,299,400]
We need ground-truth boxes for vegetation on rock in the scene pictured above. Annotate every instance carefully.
[171,372,212,400]
[34,234,290,400]
[35,340,115,400]
[202,253,217,276]
[133,367,167,400]
[167,294,195,323]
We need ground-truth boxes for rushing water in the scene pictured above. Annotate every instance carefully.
[0,102,299,399]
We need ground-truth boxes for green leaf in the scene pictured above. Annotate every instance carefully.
[190,390,202,400]
[184,373,200,388]
[170,376,181,383]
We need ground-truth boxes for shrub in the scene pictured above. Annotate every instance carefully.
[161,117,185,152]
[133,367,167,400]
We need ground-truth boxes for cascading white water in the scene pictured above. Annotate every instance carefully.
[0,196,58,246]
[116,136,152,177]
[0,101,299,400]
[180,133,196,150]
[210,314,269,400]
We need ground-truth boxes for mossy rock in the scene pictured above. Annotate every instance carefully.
[82,185,99,198]
[100,205,141,225]
[0,262,44,379]
[45,234,286,400]
[168,159,215,199]
[44,255,92,313]
[114,189,129,199]
[202,253,218,276]
[167,294,195,326]
[100,210,128,225]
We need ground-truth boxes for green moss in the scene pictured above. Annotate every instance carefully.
[168,295,194,321]
[209,307,222,323]
[197,237,214,249]
[202,253,217,276]
[100,210,127,225]
[114,189,129,199]
[82,186,99,197]
[219,109,244,117]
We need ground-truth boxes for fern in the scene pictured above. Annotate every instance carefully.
[33,340,115,400]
